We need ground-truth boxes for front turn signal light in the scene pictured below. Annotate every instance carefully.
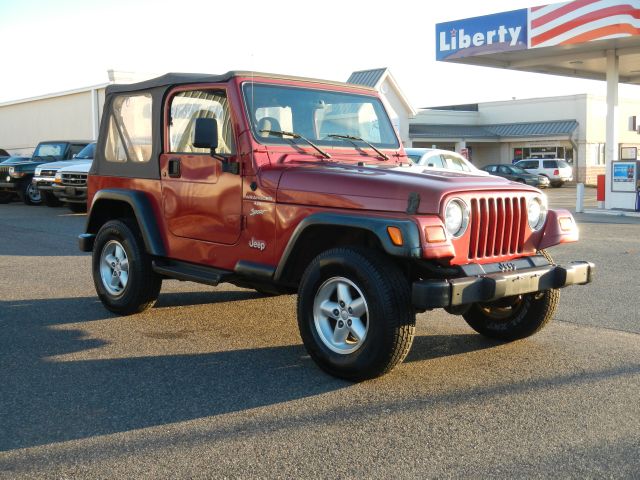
[424,225,447,243]
[559,216,574,232]
[387,226,404,246]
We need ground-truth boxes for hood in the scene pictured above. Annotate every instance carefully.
[0,157,33,166]
[35,159,92,171]
[274,159,540,214]
[58,161,92,174]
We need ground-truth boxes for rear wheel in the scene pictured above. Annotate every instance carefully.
[92,219,162,315]
[297,247,415,381]
[43,191,62,207]
[463,250,559,341]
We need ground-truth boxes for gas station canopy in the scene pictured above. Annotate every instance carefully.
[436,0,640,211]
[436,1,640,83]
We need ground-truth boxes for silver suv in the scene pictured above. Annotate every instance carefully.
[514,158,573,187]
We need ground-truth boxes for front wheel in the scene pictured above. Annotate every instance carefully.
[297,247,415,381]
[463,251,559,341]
[92,219,162,315]
[20,181,42,205]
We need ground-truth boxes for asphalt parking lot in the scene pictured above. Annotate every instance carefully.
[0,187,638,479]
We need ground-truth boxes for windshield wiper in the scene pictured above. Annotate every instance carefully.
[327,134,389,160]
[260,129,331,159]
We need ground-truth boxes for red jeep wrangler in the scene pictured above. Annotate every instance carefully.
[80,72,593,380]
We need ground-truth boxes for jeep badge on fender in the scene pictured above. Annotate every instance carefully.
[79,71,594,381]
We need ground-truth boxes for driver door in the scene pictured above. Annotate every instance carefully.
[160,88,242,245]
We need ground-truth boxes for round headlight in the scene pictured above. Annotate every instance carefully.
[444,198,470,238]
[527,197,547,231]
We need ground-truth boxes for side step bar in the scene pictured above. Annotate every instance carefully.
[152,259,233,286]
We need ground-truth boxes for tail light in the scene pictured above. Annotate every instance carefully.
[554,169,559,175]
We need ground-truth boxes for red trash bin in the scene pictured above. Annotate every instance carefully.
[596,174,605,202]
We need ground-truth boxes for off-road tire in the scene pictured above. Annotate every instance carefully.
[68,202,87,213]
[297,247,416,381]
[43,191,62,207]
[463,250,560,341]
[19,181,42,205]
[92,219,162,315]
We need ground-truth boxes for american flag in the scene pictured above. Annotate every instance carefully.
[529,0,640,48]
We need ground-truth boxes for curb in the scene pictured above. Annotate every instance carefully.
[581,208,640,218]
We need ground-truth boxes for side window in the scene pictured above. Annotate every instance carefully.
[169,90,236,155]
[445,155,466,171]
[423,154,445,168]
[485,165,497,173]
[70,144,86,157]
[543,160,557,168]
[519,161,535,169]
[446,155,470,171]
[105,94,152,163]
[498,165,511,174]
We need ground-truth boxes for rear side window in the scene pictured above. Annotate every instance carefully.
[543,160,557,168]
[105,94,152,163]
[484,165,497,173]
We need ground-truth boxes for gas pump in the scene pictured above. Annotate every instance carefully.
[610,160,639,210]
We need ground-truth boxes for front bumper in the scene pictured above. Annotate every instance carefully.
[33,177,55,191]
[412,260,594,311]
[0,181,19,191]
[52,184,88,202]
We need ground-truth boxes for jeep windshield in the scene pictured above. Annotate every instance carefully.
[33,142,66,160]
[242,84,400,154]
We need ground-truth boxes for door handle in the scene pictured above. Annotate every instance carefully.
[168,158,181,178]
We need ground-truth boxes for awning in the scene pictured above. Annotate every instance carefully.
[410,119,578,140]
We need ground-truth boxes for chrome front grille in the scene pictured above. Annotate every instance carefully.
[39,169,57,177]
[468,195,527,260]
[61,173,87,186]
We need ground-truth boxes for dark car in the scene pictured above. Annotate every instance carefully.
[482,164,550,188]
[0,140,90,205]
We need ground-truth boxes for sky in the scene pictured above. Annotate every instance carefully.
[1,0,640,107]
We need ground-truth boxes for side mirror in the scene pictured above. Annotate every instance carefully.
[193,118,219,153]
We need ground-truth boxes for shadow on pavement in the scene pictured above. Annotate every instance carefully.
[0,293,500,452]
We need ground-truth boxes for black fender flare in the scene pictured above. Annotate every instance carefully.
[82,188,166,256]
[273,212,422,282]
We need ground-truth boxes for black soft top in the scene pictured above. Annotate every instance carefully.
[106,71,375,95]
